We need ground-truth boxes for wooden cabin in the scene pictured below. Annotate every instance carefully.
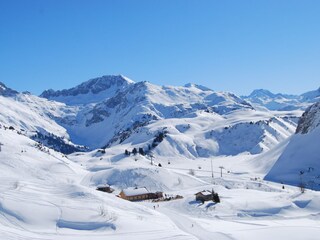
[119,187,163,201]
[195,190,220,203]
[96,184,114,193]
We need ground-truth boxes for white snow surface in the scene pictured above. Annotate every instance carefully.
[0,127,195,240]
[1,78,320,239]
[1,127,320,240]
[0,94,72,139]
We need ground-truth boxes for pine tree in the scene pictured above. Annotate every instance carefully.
[139,147,145,155]
[132,148,137,155]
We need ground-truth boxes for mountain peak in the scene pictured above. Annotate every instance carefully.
[301,87,320,102]
[248,89,275,98]
[0,82,19,97]
[184,83,212,91]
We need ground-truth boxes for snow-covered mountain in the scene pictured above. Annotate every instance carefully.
[0,76,303,156]
[63,81,258,149]
[265,102,320,190]
[38,76,301,155]
[242,88,319,111]
[38,76,261,149]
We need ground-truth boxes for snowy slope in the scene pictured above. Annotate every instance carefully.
[66,125,320,240]
[114,109,300,160]
[0,126,197,240]
[0,94,70,138]
[0,92,86,153]
[265,102,320,189]
[3,114,320,240]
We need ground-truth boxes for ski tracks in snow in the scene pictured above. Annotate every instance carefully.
[158,208,234,240]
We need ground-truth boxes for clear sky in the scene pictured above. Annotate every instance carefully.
[0,0,319,96]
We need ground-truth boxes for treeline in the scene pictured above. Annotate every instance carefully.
[124,130,168,156]
[31,132,88,154]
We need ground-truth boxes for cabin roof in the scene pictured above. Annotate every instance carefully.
[195,190,212,195]
[122,187,149,196]
[96,184,110,188]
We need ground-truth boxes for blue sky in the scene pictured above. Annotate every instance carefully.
[0,0,319,95]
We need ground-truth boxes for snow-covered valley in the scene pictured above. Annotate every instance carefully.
[0,77,320,239]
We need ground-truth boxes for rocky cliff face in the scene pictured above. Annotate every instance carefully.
[296,102,320,134]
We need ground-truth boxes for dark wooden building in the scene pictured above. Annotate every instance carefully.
[195,190,220,203]
[119,187,163,201]
[96,184,114,193]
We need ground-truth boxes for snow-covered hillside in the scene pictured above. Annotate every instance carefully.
[0,125,199,240]
[0,93,69,138]
[265,102,320,190]
[0,90,85,153]
[112,110,300,160]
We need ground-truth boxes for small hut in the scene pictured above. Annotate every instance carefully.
[96,184,114,193]
[195,190,220,203]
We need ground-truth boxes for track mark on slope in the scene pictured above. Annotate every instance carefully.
[158,208,235,240]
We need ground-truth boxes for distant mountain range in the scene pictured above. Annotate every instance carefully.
[242,88,320,111]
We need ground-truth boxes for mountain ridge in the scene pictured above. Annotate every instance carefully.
[0,82,19,97]
[40,75,134,105]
